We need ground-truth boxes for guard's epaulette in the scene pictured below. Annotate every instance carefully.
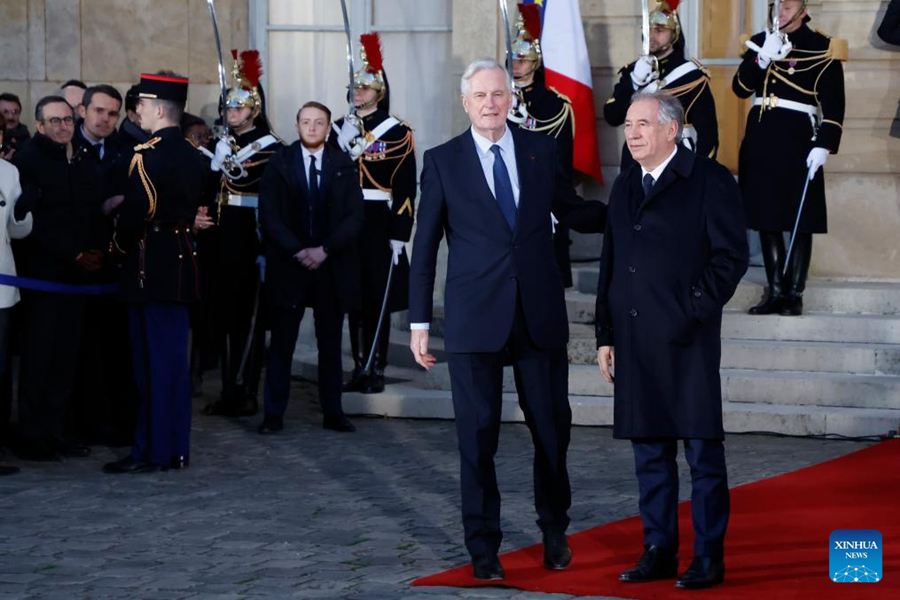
[549,86,573,106]
[133,137,161,152]
[691,58,711,77]
[391,115,413,130]
[827,37,849,61]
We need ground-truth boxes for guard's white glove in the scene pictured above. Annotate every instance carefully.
[337,117,361,150]
[681,125,698,152]
[630,56,659,89]
[756,30,793,68]
[389,240,405,266]
[210,139,233,172]
[806,147,829,180]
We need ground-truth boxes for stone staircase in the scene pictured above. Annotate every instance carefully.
[292,265,900,437]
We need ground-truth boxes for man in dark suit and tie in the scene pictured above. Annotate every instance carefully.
[258,101,363,434]
[596,91,748,589]
[408,59,606,581]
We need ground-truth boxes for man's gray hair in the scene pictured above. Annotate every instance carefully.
[631,91,684,142]
[460,58,510,96]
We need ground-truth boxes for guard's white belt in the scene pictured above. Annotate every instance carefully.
[226,193,258,208]
[362,189,391,201]
[753,96,817,116]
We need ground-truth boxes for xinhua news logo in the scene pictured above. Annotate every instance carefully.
[830,529,882,583]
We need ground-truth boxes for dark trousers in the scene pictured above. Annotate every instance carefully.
[631,438,730,558]
[263,273,344,419]
[18,291,85,449]
[128,303,191,466]
[447,296,572,560]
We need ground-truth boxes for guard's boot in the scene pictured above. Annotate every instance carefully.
[749,231,787,315]
[362,331,390,394]
[781,233,812,316]
[342,313,369,392]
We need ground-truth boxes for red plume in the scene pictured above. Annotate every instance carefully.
[520,3,542,40]
[664,0,681,12]
[360,32,384,73]
[240,50,263,87]
[231,48,238,60]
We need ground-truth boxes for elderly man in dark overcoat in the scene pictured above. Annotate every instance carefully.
[595,91,748,590]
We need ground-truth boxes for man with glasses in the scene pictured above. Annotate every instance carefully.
[0,93,31,158]
[11,96,104,461]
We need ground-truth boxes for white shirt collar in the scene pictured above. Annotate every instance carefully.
[301,144,324,163]
[470,125,514,158]
[81,125,103,146]
[641,146,678,182]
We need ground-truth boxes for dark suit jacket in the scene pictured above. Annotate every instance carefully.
[259,141,364,311]
[409,126,606,354]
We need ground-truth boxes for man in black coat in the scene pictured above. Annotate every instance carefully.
[258,101,363,434]
[596,92,748,589]
[409,60,606,581]
[12,96,104,460]
[733,0,846,316]
[104,73,205,474]
[604,1,718,171]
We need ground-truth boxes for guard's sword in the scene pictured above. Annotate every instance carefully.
[362,255,397,377]
[206,0,228,121]
[773,0,782,34]
[640,0,659,75]
[499,0,528,122]
[339,0,356,116]
[783,164,815,275]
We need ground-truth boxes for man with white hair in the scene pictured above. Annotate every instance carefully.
[596,91,748,589]
[409,58,605,581]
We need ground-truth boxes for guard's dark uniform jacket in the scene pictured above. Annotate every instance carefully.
[734,24,846,233]
[605,48,719,171]
[514,69,578,288]
[116,126,205,302]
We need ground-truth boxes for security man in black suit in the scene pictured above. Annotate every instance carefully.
[104,72,205,474]
[257,101,363,434]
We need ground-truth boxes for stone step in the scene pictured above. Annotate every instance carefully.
[563,326,900,374]
[572,266,900,315]
[420,363,900,410]
[340,385,900,438]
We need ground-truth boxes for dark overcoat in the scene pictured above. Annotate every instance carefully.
[595,147,748,440]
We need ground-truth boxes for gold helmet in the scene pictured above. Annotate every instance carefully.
[769,0,808,30]
[225,49,263,116]
[511,3,542,64]
[649,0,682,49]
[352,32,386,94]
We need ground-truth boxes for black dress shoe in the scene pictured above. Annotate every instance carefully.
[779,294,803,316]
[748,291,786,315]
[103,456,161,474]
[0,465,20,476]
[257,415,284,434]
[323,415,356,432]
[619,545,678,583]
[542,527,572,570]
[342,367,369,393]
[361,370,385,394]
[59,443,91,458]
[472,554,505,581]
[169,455,190,469]
[676,556,725,589]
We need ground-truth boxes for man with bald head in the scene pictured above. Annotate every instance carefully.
[596,91,748,589]
[409,58,605,581]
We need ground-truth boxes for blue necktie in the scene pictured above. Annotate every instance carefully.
[94,142,104,160]
[642,173,654,199]
[490,145,517,230]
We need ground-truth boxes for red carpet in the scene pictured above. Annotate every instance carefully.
[413,440,900,598]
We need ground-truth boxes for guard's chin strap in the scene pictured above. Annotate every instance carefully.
[513,61,539,86]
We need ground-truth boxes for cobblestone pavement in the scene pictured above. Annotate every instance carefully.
[0,378,869,599]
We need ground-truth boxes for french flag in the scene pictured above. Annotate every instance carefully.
[525,0,603,183]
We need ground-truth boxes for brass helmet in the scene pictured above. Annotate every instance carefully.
[352,32,386,95]
[511,3,542,64]
[769,0,808,30]
[225,49,263,117]
[649,0,682,50]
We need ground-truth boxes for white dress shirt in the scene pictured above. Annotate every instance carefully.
[301,145,325,187]
[81,126,105,160]
[470,125,520,207]
[640,145,678,185]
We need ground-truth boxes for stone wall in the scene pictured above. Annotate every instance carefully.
[0,0,249,126]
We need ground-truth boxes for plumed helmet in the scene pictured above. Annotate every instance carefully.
[225,49,263,115]
[352,32,386,94]
[511,3,542,64]
[649,0,682,47]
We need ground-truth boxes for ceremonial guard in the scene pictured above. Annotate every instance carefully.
[104,72,205,474]
[733,0,846,316]
[202,50,282,416]
[333,33,416,394]
[604,0,718,170]
[509,4,577,288]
